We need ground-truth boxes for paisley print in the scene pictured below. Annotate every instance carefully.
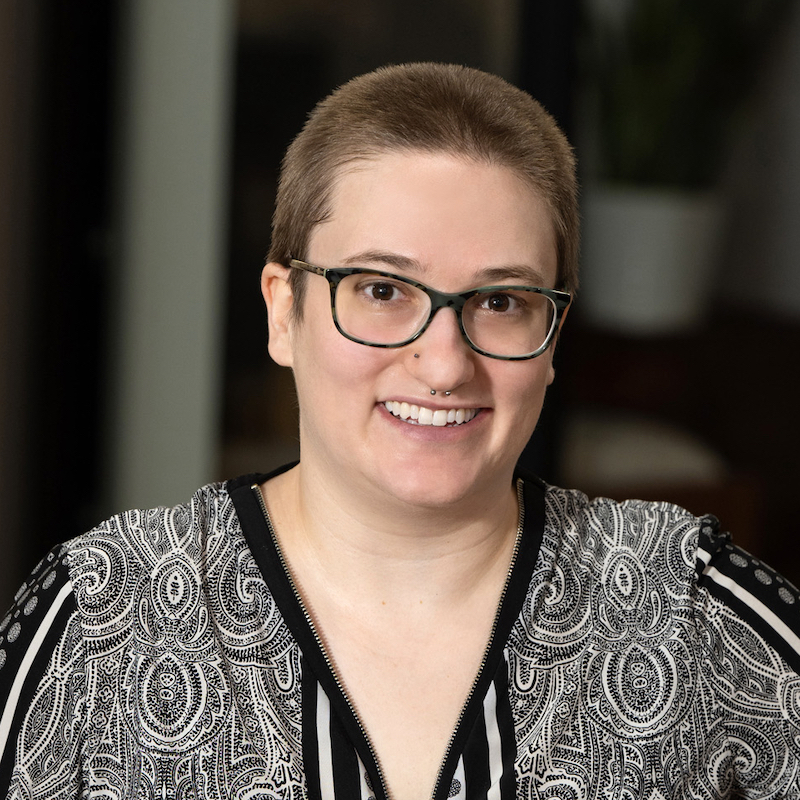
[508,491,800,798]
[0,475,798,798]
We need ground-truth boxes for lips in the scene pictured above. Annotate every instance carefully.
[383,400,480,427]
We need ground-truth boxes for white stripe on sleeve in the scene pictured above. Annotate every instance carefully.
[0,580,74,759]
[702,563,800,657]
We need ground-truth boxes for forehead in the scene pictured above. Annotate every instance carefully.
[308,150,558,289]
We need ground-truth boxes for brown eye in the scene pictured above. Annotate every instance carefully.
[486,294,511,312]
[370,283,395,301]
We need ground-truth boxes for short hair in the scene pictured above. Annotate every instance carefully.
[268,62,579,317]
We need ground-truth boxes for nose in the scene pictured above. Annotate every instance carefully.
[407,307,475,393]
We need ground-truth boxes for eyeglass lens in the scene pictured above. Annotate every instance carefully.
[334,272,556,357]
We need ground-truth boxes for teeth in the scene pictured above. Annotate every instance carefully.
[432,410,448,426]
[383,401,478,427]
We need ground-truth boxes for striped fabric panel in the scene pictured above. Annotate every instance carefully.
[329,692,363,797]
[484,681,504,799]
[301,665,323,798]
[697,517,800,674]
[236,473,545,800]
[302,655,518,800]
[316,684,336,799]
[357,754,375,800]
[459,663,517,800]
[303,666,375,800]
[0,546,76,793]
[450,757,467,798]
[0,582,74,757]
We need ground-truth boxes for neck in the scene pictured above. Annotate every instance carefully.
[262,461,520,604]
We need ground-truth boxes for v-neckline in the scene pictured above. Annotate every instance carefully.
[228,466,546,800]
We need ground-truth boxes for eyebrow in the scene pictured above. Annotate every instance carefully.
[341,250,550,287]
[342,250,422,273]
[475,265,549,286]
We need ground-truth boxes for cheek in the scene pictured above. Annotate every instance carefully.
[316,333,383,381]
[292,318,389,408]
[495,358,554,420]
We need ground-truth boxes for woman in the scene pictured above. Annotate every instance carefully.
[1,63,798,800]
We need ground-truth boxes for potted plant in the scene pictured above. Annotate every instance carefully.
[577,0,791,333]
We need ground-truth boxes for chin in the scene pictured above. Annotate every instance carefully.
[372,457,506,511]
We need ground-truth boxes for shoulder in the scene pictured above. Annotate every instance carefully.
[537,481,704,579]
[533,479,800,671]
[695,524,800,674]
[0,480,258,794]
[0,544,78,687]
[63,480,239,575]
[0,544,85,793]
[44,481,245,653]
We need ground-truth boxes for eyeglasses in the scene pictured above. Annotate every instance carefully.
[288,259,571,360]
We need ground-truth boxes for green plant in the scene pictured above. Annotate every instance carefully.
[582,0,792,187]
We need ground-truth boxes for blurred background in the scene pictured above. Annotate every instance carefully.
[2,0,800,608]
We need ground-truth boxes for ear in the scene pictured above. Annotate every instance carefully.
[261,262,295,367]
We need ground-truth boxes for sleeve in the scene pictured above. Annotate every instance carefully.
[695,516,800,796]
[0,545,88,799]
[696,517,800,675]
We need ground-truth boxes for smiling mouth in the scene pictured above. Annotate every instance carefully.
[383,401,480,427]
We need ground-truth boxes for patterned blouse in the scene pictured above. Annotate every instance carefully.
[1,468,799,799]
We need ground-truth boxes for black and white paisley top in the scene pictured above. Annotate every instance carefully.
[1,467,799,799]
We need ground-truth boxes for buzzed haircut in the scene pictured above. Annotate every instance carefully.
[268,62,579,318]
